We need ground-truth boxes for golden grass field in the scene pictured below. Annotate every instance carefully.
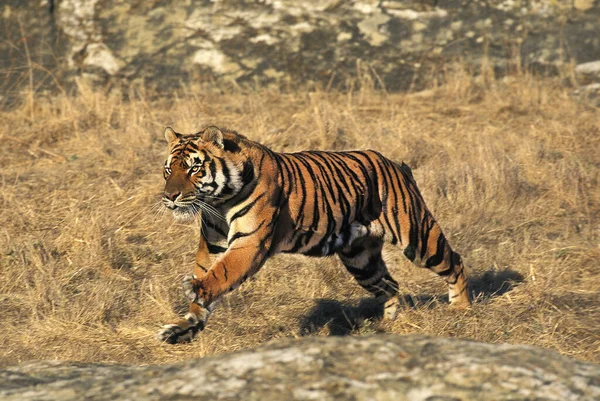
[0,72,598,366]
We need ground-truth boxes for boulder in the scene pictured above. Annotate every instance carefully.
[573,60,600,105]
[2,1,600,95]
[1,335,599,400]
[576,60,600,84]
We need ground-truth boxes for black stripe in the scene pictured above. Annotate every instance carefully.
[404,177,421,256]
[377,158,400,245]
[202,219,228,237]
[300,153,339,242]
[217,157,235,197]
[425,234,446,268]
[229,192,266,223]
[307,152,353,229]
[304,152,338,202]
[207,243,227,254]
[391,163,409,214]
[228,221,265,246]
[339,153,371,223]
[223,138,241,153]
[209,158,217,180]
[289,157,308,228]
[403,243,417,261]
[379,156,403,244]
[277,154,296,200]
[222,264,229,280]
[419,212,432,260]
[293,154,321,231]
[329,153,367,220]
[358,152,397,244]
[241,160,255,187]
[217,160,256,207]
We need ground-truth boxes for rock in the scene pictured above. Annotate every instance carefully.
[576,60,600,84]
[1,335,599,401]
[573,60,600,105]
[2,1,600,94]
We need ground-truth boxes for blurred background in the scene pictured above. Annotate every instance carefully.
[2,0,600,102]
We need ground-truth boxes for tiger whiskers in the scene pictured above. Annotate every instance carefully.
[189,199,224,238]
[150,200,169,220]
[192,199,225,223]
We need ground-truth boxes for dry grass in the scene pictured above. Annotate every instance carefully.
[0,72,599,366]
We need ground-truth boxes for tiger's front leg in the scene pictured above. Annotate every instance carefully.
[157,217,274,344]
[157,236,215,344]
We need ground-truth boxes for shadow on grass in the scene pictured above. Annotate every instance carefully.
[469,268,525,301]
[299,268,525,336]
[299,298,384,336]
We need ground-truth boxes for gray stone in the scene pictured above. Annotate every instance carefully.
[576,60,600,84]
[2,1,600,96]
[1,335,599,401]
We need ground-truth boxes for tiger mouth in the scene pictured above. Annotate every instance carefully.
[170,204,198,222]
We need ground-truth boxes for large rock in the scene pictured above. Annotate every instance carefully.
[573,57,600,106]
[2,1,600,95]
[1,335,599,400]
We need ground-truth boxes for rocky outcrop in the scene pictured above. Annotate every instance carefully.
[574,60,600,106]
[1,335,599,400]
[2,1,600,96]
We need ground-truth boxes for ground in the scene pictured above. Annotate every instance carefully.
[0,72,598,365]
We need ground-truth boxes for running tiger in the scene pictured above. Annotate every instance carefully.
[157,126,471,343]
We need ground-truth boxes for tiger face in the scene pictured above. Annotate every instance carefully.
[162,126,231,222]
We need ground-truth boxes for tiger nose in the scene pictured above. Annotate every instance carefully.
[164,191,181,202]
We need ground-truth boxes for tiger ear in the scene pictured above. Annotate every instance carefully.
[164,127,181,145]
[201,126,224,149]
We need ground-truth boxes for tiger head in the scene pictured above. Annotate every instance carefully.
[162,126,242,221]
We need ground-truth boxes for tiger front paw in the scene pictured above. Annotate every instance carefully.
[157,313,205,344]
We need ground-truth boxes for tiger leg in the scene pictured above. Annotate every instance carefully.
[157,236,215,344]
[402,224,471,309]
[337,236,401,320]
[159,215,274,343]
[435,248,471,308]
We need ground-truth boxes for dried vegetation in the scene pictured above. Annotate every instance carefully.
[0,71,598,365]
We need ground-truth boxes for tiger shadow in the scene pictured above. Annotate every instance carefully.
[299,268,524,336]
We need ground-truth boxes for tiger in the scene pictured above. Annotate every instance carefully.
[157,126,471,344]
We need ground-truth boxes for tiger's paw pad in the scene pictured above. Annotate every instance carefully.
[182,274,201,303]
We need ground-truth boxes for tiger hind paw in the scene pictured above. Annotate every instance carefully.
[383,295,400,321]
